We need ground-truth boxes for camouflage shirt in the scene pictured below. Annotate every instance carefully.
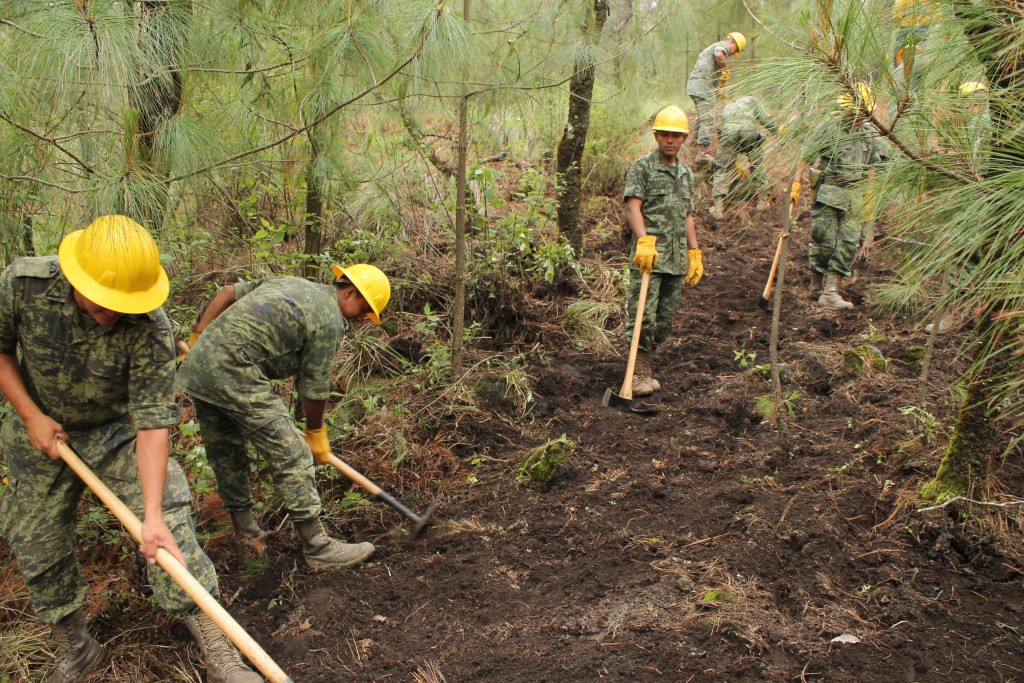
[177,276,348,406]
[687,40,730,99]
[0,257,178,431]
[721,96,778,138]
[810,121,887,210]
[623,151,696,276]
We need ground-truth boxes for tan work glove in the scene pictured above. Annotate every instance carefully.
[304,427,332,464]
[633,235,658,274]
[178,329,202,361]
[790,181,802,209]
[685,249,704,285]
[719,66,732,83]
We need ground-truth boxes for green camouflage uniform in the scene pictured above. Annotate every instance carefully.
[712,96,778,200]
[0,257,217,625]
[623,151,696,353]
[177,277,348,522]
[686,40,731,147]
[808,122,887,277]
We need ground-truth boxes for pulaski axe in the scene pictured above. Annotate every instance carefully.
[602,269,659,415]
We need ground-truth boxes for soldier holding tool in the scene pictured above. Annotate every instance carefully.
[709,94,779,219]
[686,31,747,167]
[177,265,389,570]
[0,216,262,683]
[623,105,703,396]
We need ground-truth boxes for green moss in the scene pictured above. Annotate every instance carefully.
[701,587,738,605]
[842,344,887,373]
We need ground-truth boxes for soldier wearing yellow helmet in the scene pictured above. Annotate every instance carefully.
[686,32,748,167]
[0,216,263,683]
[621,106,703,396]
[178,261,390,571]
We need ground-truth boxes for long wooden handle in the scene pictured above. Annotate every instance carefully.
[619,269,651,400]
[762,229,785,299]
[55,441,294,683]
[324,453,423,525]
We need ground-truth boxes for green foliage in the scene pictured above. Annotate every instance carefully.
[518,434,575,483]
[755,390,800,424]
[564,299,619,352]
[734,349,757,368]
[899,405,944,447]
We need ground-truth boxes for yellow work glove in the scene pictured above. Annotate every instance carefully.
[790,181,802,208]
[633,235,658,274]
[304,427,332,464]
[720,66,731,83]
[685,249,704,285]
[178,329,201,361]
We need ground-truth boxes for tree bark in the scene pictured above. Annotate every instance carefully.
[555,0,610,257]
[452,0,471,373]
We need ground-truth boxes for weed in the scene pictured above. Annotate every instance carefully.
[899,405,943,446]
[564,299,618,353]
[518,434,575,483]
[754,390,800,424]
[734,349,757,368]
[242,553,271,579]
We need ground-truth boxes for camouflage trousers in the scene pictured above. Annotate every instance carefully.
[690,94,717,148]
[0,416,217,625]
[711,132,766,199]
[190,397,321,522]
[625,270,686,353]
[808,202,863,278]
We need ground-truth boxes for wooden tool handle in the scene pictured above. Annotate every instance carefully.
[55,441,293,683]
[619,269,651,400]
[762,230,785,299]
[325,453,382,496]
[176,340,190,355]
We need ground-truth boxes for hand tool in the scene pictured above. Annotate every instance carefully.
[602,269,659,415]
[54,440,293,683]
[757,228,787,312]
[324,452,434,538]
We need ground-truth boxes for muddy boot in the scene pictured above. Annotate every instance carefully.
[694,144,715,168]
[184,613,264,683]
[637,350,661,392]
[229,509,267,540]
[295,518,374,570]
[817,273,854,310]
[808,271,824,300]
[48,608,106,683]
[925,313,964,334]
[755,196,770,212]
[631,353,656,397]
[709,197,725,220]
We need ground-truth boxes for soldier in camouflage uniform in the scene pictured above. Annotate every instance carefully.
[802,84,889,309]
[623,106,704,396]
[0,216,262,683]
[710,95,779,219]
[177,264,390,571]
[686,32,747,167]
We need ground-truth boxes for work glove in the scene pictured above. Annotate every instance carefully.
[790,181,802,209]
[304,427,332,464]
[719,66,732,84]
[684,249,704,285]
[178,329,202,361]
[633,235,658,274]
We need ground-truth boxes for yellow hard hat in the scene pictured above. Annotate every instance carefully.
[652,105,689,133]
[727,32,747,53]
[959,81,988,96]
[837,82,875,114]
[58,215,169,314]
[330,263,391,325]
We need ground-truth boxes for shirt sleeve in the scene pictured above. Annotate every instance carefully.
[128,312,180,430]
[232,278,266,302]
[296,322,343,401]
[0,266,19,355]
[683,166,696,215]
[623,160,647,201]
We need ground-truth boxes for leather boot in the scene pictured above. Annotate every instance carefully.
[229,509,267,540]
[637,350,661,392]
[809,271,824,300]
[817,273,854,309]
[294,519,374,570]
[709,197,725,220]
[48,608,106,683]
[631,352,656,397]
[755,196,770,212]
[184,613,264,683]
[925,313,964,334]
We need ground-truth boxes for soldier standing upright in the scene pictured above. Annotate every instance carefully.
[177,264,390,571]
[686,31,747,167]
[710,94,779,219]
[0,216,262,683]
[622,106,703,396]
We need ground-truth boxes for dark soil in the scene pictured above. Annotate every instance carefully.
[5,199,1024,683]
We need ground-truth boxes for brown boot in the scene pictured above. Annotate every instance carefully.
[755,196,770,212]
[631,352,657,397]
[709,197,725,220]
[184,612,264,683]
[809,271,824,300]
[695,144,715,167]
[295,519,374,570]
[637,351,661,392]
[48,609,106,683]
[817,273,854,310]
[925,313,965,334]
[229,509,267,540]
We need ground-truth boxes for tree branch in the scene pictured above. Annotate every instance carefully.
[0,111,95,175]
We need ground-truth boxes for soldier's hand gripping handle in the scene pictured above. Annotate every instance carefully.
[633,235,658,274]
[304,427,332,464]
[25,411,69,460]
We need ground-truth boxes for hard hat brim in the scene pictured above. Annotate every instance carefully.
[332,263,384,325]
[58,229,170,314]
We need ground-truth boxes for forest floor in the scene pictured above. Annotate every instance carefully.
[4,181,1024,683]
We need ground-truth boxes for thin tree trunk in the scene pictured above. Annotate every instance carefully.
[303,158,324,279]
[452,0,471,373]
[555,0,610,256]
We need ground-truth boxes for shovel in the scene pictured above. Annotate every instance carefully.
[53,441,294,683]
[324,452,434,538]
[602,269,659,415]
[757,228,787,312]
